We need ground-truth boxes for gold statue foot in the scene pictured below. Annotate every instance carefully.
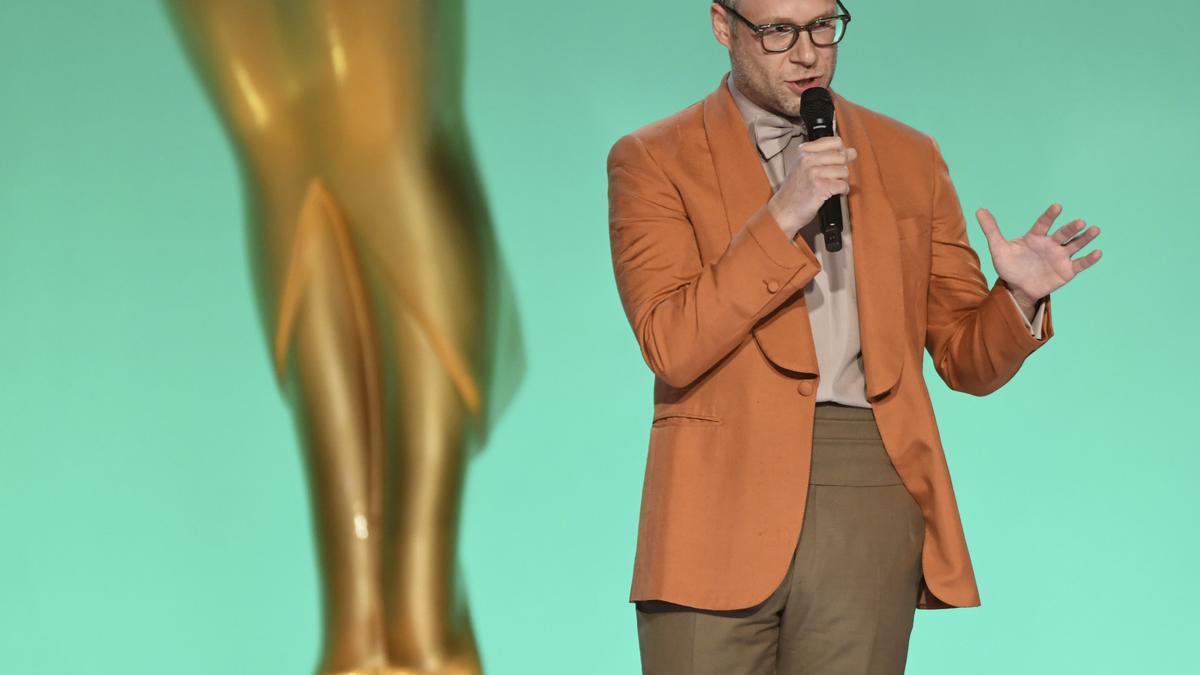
[321,651,480,675]
[385,650,482,675]
[382,660,481,675]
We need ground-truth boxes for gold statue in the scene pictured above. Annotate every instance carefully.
[163,2,525,673]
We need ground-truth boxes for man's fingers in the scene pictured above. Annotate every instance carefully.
[1052,218,1086,245]
[974,207,1004,246]
[800,147,856,166]
[813,164,850,179]
[800,136,845,151]
[1032,202,1063,236]
[1070,227,1104,255]
[1072,248,1103,274]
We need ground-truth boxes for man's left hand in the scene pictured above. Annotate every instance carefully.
[974,202,1103,313]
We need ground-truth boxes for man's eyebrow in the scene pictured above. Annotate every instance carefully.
[763,9,838,24]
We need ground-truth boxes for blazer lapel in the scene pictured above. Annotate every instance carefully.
[834,91,905,400]
[703,72,820,377]
[700,72,904,399]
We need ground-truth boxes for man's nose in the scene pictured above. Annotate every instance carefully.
[787,32,818,65]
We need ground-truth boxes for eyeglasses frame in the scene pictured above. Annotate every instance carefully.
[715,0,853,52]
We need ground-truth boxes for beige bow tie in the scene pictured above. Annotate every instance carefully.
[751,115,807,160]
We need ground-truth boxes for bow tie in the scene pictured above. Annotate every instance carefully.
[751,115,807,161]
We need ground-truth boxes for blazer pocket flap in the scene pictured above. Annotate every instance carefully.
[652,408,721,426]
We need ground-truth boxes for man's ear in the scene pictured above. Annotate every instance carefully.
[711,4,733,49]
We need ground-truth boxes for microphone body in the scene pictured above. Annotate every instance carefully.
[799,88,843,252]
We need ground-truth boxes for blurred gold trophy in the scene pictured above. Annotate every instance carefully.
[164,2,524,673]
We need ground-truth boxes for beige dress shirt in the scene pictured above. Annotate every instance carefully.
[726,76,1046,408]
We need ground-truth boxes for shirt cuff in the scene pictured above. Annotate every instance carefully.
[1005,286,1047,341]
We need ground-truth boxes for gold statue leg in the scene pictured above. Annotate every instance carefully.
[281,180,388,673]
[165,1,520,672]
[378,292,482,675]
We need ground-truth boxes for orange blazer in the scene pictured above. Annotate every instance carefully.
[607,72,1054,611]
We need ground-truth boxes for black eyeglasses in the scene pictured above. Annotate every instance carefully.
[716,1,852,52]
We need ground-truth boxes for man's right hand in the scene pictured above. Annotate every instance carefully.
[767,136,857,239]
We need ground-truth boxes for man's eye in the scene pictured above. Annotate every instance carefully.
[810,20,835,31]
[764,25,794,35]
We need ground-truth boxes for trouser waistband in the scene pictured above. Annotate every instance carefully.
[810,402,903,486]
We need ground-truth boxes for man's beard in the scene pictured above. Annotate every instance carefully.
[731,50,798,118]
[732,59,798,118]
[730,40,837,119]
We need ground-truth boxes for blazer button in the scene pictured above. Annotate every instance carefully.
[797,380,815,396]
[765,279,780,293]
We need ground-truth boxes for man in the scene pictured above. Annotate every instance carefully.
[606,0,1102,673]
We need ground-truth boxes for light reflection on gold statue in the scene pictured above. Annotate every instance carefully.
[163,2,525,673]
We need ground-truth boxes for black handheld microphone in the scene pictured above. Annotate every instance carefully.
[799,87,843,252]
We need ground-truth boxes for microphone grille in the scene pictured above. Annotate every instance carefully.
[800,86,834,123]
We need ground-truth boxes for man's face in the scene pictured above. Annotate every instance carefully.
[711,0,840,119]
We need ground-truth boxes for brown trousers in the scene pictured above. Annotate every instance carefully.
[635,402,925,675]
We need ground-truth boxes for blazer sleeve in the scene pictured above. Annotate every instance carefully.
[607,132,821,389]
[924,136,1055,396]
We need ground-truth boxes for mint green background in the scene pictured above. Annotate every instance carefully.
[1,1,1196,673]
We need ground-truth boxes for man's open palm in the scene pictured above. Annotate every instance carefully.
[975,202,1102,303]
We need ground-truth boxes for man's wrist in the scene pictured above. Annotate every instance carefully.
[767,199,796,239]
[1005,283,1041,321]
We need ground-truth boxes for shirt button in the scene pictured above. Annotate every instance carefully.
[765,279,780,293]
[797,380,815,396]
